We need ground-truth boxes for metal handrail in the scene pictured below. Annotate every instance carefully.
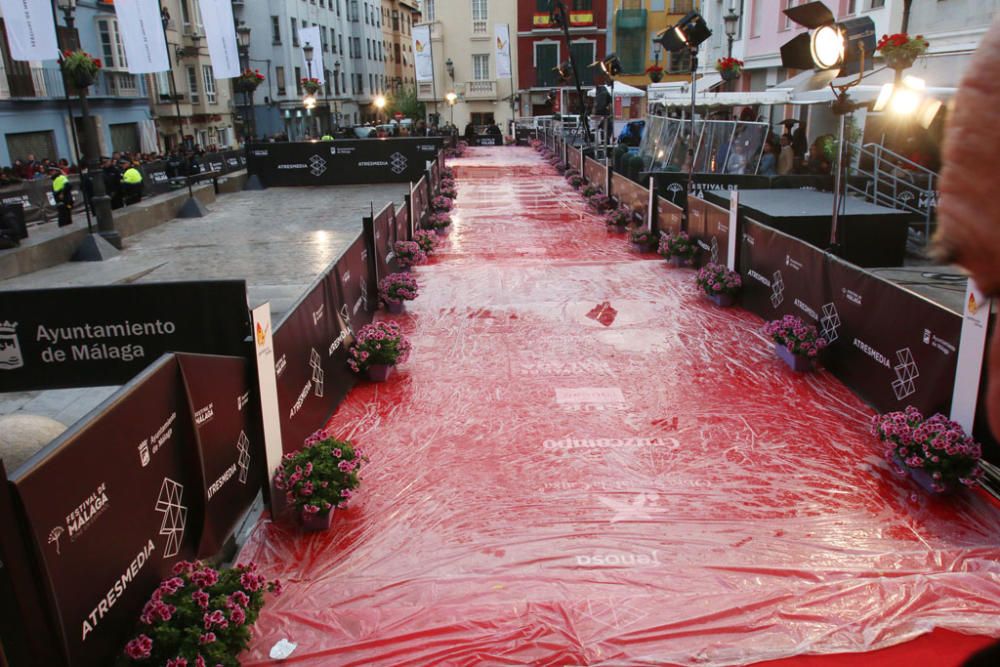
[846,141,938,244]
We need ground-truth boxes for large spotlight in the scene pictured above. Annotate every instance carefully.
[780,1,874,77]
[872,75,942,127]
[654,11,712,53]
[554,60,574,82]
[593,53,623,78]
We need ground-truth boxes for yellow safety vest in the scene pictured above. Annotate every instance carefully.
[52,174,68,192]
[321,135,334,141]
[122,167,143,184]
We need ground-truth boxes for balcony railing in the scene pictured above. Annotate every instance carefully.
[2,67,148,100]
[472,20,487,35]
[464,79,496,99]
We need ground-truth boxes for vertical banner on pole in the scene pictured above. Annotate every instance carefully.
[0,0,58,61]
[299,26,324,83]
[950,279,993,432]
[114,0,171,73]
[251,303,284,510]
[197,0,241,78]
[413,24,433,82]
[495,24,512,78]
[727,188,739,270]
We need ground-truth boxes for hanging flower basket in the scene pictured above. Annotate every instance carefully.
[715,57,743,82]
[235,69,266,93]
[61,50,101,90]
[645,64,664,83]
[301,77,322,95]
[877,33,928,72]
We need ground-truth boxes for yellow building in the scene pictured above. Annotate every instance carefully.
[611,0,692,90]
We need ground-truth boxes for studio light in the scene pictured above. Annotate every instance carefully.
[654,11,712,53]
[872,75,942,127]
[780,1,875,77]
[593,53,623,78]
[303,95,317,110]
[554,60,574,81]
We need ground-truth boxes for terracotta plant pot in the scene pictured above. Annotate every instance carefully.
[301,507,334,532]
[774,343,813,372]
[367,364,393,382]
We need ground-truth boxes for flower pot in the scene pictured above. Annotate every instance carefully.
[386,301,405,314]
[607,224,627,234]
[301,508,334,532]
[774,343,813,372]
[884,53,916,71]
[648,71,663,83]
[631,242,649,253]
[70,70,95,89]
[435,226,450,235]
[398,265,412,273]
[720,69,741,82]
[708,293,734,308]
[669,256,690,268]
[367,364,393,382]
[892,454,954,495]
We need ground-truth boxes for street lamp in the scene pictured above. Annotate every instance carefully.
[374,94,386,123]
[236,24,253,142]
[332,61,341,129]
[724,6,740,58]
[57,0,120,253]
[446,91,457,125]
[302,41,317,136]
[445,57,455,82]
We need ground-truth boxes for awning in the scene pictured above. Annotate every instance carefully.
[648,90,791,107]
[648,73,723,101]
[771,67,958,105]
[587,81,647,98]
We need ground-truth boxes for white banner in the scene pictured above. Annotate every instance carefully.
[413,24,433,83]
[114,0,170,74]
[197,0,240,79]
[299,26,324,84]
[727,188,739,270]
[950,279,993,432]
[495,24,512,79]
[0,0,58,61]
[251,303,286,513]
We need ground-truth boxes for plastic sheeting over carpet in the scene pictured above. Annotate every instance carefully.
[239,147,1000,666]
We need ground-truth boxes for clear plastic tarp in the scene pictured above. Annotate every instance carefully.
[640,115,770,175]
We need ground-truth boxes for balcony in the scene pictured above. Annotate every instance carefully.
[417,81,435,100]
[472,20,488,37]
[1,67,147,101]
[464,79,496,100]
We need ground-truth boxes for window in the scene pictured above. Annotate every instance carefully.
[186,66,199,103]
[367,39,372,60]
[536,0,552,11]
[869,0,885,8]
[155,71,172,100]
[670,0,694,12]
[337,0,341,17]
[472,0,488,33]
[5,131,56,164]
[276,66,286,95]
[470,112,494,126]
[369,73,374,92]
[667,49,690,74]
[295,66,302,95]
[572,0,592,8]
[472,54,490,80]
[395,43,401,62]
[354,37,362,59]
[202,65,216,104]
[217,127,230,147]
[782,0,797,30]
[426,0,435,21]
[321,26,329,51]
[271,16,281,43]
[350,0,359,22]
[570,41,595,79]
[96,18,128,70]
[291,18,299,46]
[534,42,559,87]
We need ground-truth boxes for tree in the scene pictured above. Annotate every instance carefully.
[386,86,426,121]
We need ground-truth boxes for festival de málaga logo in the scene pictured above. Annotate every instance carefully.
[0,321,24,370]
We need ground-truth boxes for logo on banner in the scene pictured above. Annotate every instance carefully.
[138,439,151,467]
[48,526,65,555]
[841,287,863,306]
[710,237,719,264]
[155,478,187,559]
[256,321,269,346]
[54,483,110,552]
[770,271,785,308]
[313,303,325,326]
[666,182,684,200]
[355,278,369,315]
[892,348,919,400]
[785,255,803,271]
[308,154,328,176]
[390,152,408,175]
[0,321,24,370]
[237,431,250,484]
[310,348,325,397]
[968,292,980,315]
[820,303,841,342]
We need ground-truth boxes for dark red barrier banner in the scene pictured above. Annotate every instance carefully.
[657,196,683,235]
[568,146,583,172]
[178,353,264,557]
[372,203,397,281]
[688,196,731,267]
[411,176,429,231]
[584,157,606,191]
[395,199,410,244]
[336,233,376,336]
[10,356,202,667]
[611,173,647,216]
[740,221,961,416]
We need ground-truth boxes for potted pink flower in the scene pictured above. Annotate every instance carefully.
[581,183,601,198]
[431,195,453,212]
[629,228,659,252]
[121,561,280,665]
[695,263,742,307]
[413,229,437,254]
[379,272,419,314]
[439,178,457,198]
[761,314,828,372]
[872,407,983,495]
[393,240,426,270]
[441,166,456,180]
[605,204,633,231]
[274,430,368,530]
[428,211,452,235]
[658,231,698,267]
[346,320,412,382]
[587,193,613,213]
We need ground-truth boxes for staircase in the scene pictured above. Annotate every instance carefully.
[847,142,939,249]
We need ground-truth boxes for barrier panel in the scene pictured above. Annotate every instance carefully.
[611,172,648,216]
[584,157,607,191]
[247,138,444,187]
[429,160,440,194]
[396,196,411,243]
[567,145,583,172]
[372,202,398,280]
[657,196,683,235]
[0,281,251,393]
[688,195,731,266]
[739,220,960,417]
[411,175,429,232]
[7,350,264,667]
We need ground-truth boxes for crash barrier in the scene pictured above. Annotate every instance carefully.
[0,151,247,227]
[0,151,444,666]
[246,138,445,187]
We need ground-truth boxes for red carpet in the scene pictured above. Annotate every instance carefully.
[238,147,1000,665]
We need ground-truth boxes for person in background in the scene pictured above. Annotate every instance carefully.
[464,122,477,142]
[791,126,808,163]
[777,134,795,175]
[487,122,502,138]
[804,138,831,175]
[758,140,778,176]
[103,157,123,208]
[50,166,73,227]
[120,159,143,206]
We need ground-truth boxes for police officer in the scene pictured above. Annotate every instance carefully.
[321,134,335,141]
[50,166,74,227]
[120,160,143,206]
